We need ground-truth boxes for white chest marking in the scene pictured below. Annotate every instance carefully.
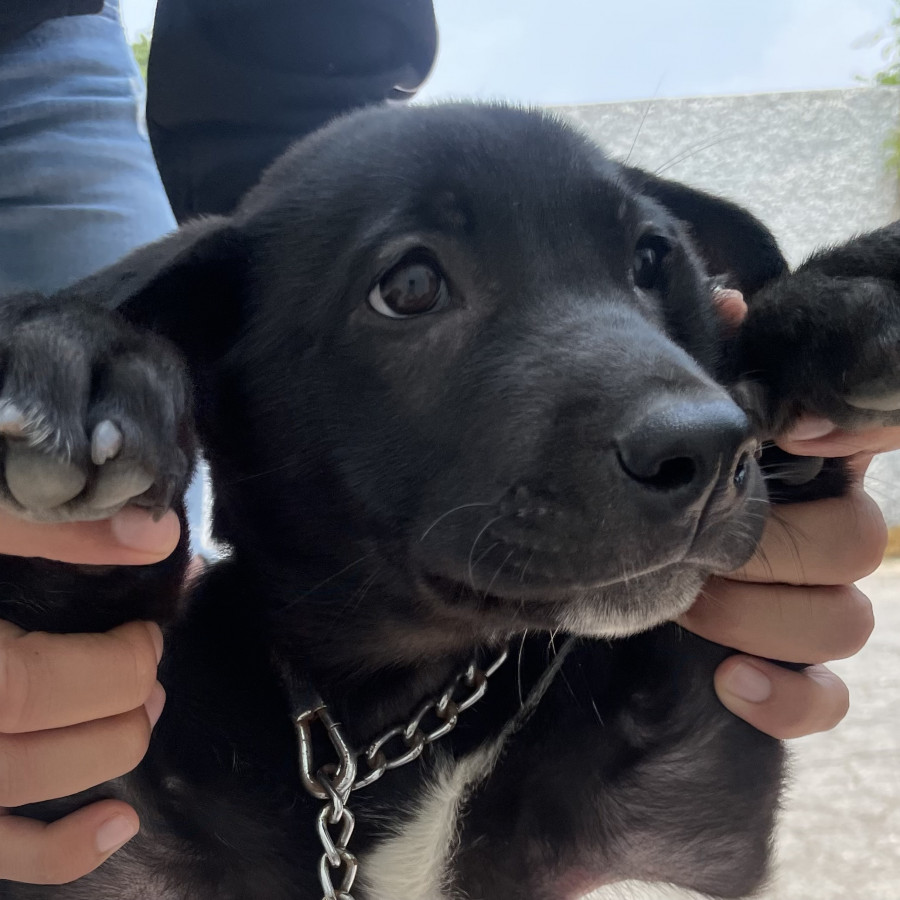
[359,743,503,900]
[359,639,575,900]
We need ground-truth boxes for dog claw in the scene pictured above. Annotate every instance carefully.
[156,477,177,513]
[91,420,123,465]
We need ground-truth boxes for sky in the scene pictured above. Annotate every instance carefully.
[120,0,894,104]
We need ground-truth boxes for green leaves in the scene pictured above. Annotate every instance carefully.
[130,33,150,82]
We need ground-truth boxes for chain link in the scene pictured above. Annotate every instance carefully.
[296,645,508,900]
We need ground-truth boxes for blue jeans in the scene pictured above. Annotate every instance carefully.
[0,0,212,553]
[0,0,176,294]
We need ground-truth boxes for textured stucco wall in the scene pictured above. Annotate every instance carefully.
[556,87,900,524]
[557,87,900,264]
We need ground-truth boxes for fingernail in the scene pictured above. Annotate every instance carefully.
[109,507,179,555]
[96,815,138,855]
[721,661,772,703]
[711,288,747,329]
[784,416,836,442]
[144,682,166,729]
[146,623,164,664]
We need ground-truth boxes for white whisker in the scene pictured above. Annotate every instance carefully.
[419,501,494,542]
[467,516,505,587]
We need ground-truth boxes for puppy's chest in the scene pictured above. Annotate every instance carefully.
[109,741,503,900]
[358,743,505,900]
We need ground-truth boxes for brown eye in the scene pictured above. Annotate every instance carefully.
[369,256,449,318]
[633,235,672,291]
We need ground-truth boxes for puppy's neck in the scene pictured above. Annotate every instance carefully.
[227,552,497,743]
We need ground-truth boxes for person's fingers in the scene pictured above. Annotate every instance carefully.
[730,487,886,585]
[0,620,163,733]
[714,657,850,739]
[777,418,900,458]
[678,580,874,664]
[0,696,162,808]
[0,799,139,884]
[712,287,747,332]
[0,507,180,565]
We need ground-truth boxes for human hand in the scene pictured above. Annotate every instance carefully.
[777,415,900,459]
[0,506,178,884]
[679,416,889,740]
[0,506,180,566]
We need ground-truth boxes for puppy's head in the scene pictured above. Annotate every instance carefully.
[84,104,787,654]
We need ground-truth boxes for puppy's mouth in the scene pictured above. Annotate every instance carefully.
[424,540,689,595]
[412,492,763,637]
[417,558,711,638]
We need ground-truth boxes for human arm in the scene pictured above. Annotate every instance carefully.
[147,0,438,220]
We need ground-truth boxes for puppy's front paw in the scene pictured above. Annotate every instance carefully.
[0,296,194,522]
[738,272,900,434]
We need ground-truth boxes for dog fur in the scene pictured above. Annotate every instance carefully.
[0,103,898,900]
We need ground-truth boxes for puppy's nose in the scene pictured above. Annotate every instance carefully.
[614,399,754,503]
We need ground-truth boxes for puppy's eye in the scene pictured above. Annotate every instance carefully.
[369,257,449,319]
[633,235,672,291]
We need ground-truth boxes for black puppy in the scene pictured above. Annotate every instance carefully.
[0,103,896,900]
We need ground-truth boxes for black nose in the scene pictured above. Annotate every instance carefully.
[615,398,754,502]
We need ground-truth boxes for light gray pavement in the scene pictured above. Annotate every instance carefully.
[589,562,900,899]
[757,562,900,899]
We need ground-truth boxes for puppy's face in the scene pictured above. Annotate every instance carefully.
[226,105,765,645]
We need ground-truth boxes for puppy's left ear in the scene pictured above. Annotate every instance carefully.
[622,166,787,296]
[58,216,248,365]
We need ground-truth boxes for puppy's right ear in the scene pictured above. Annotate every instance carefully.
[621,166,787,297]
[57,217,248,364]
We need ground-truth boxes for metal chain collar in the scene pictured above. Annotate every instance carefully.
[295,646,509,900]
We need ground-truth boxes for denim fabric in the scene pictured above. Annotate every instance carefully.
[0,0,176,296]
[0,1,213,554]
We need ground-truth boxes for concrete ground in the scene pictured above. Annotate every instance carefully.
[589,562,900,900]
